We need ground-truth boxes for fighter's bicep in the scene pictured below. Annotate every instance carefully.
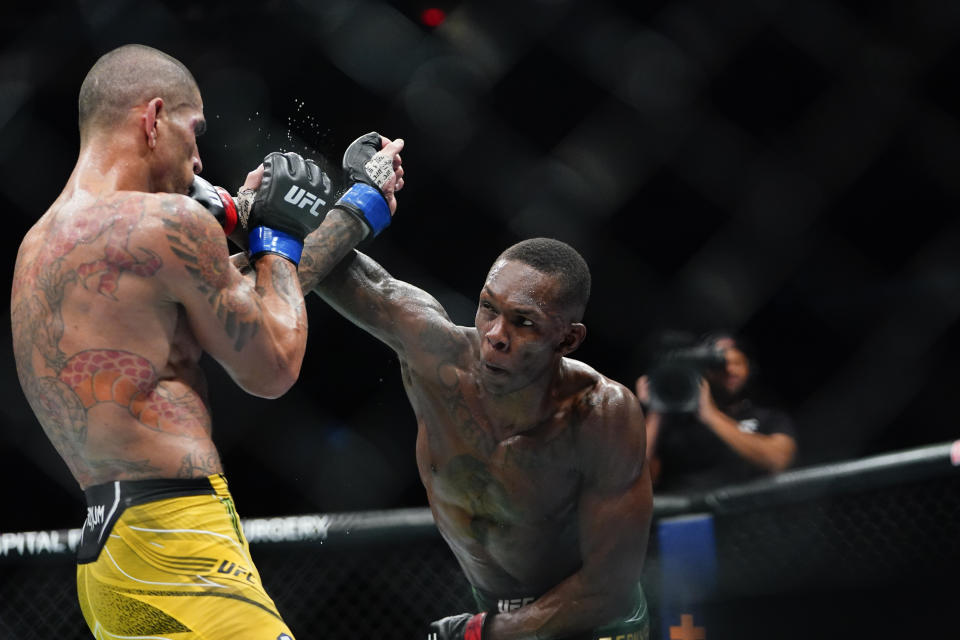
[356,280,457,357]
[393,300,472,372]
[575,387,652,581]
[577,467,653,585]
[151,200,263,355]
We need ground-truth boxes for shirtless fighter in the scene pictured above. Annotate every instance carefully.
[11,44,404,638]
[314,238,652,640]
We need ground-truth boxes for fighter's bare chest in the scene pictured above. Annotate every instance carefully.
[414,377,581,521]
[422,439,580,525]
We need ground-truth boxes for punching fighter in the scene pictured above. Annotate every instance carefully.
[313,239,652,640]
[10,44,404,639]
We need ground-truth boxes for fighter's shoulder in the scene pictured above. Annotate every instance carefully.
[139,190,214,225]
[568,361,645,484]
[117,191,229,279]
[565,358,638,413]
[408,321,476,363]
[566,360,642,436]
[65,190,211,237]
[450,325,484,358]
[123,191,222,244]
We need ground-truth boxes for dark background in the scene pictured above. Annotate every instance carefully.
[1,0,958,532]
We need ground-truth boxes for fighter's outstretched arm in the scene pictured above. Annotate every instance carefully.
[296,210,368,292]
[311,250,461,362]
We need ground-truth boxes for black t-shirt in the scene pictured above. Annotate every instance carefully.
[652,399,797,494]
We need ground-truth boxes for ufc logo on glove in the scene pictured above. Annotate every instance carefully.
[282,185,326,215]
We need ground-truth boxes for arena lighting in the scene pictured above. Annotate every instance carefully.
[421,7,447,27]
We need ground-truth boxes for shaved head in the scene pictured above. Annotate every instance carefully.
[495,237,591,322]
[78,44,199,143]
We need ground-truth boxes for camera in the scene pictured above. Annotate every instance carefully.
[646,337,727,414]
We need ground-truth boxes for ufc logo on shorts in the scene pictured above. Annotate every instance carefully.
[283,185,325,216]
[498,597,535,612]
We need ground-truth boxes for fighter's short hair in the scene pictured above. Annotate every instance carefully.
[497,237,591,321]
[78,44,198,141]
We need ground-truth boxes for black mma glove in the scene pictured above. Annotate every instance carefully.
[247,151,334,264]
[188,175,239,235]
[427,613,489,640]
[334,131,394,241]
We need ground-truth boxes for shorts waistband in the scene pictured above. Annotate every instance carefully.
[472,583,648,638]
[471,586,538,614]
[78,475,223,564]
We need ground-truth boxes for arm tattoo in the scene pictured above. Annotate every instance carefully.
[161,203,261,351]
[297,210,366,291]
[270,259,304,315]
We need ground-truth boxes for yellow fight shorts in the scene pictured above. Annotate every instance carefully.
[76,474,295,639]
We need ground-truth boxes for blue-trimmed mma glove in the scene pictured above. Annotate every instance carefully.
[427,613,489,640]
[334,131,394,242]
[189,175,240,236]
[247,151,334,264]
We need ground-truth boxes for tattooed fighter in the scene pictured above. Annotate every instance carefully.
[314,239,652,640]
[11,44,404,639]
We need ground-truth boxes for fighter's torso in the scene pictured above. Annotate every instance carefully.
[401,329,597,596]
[11,189,221,489]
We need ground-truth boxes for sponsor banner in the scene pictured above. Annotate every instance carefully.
[1,514,332,557]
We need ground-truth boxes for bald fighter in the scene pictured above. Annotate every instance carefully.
[314,238,652,640]
[11,44,404,639]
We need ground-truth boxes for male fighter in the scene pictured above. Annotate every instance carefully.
[314,238,652,640]
[11,44,403,638]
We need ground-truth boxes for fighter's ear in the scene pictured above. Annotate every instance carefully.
[557,322,586,355]
[142,97,163,149]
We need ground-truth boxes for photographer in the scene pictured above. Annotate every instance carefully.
[636,332,797,493]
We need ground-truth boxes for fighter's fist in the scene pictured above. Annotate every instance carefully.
[247,151,334,264]
[335,132,405,241]
[188,175,239,235]
[427,613,488,640]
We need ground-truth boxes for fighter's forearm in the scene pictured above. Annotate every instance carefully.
[232,254,308,397]
[484,575,636,640]
[296,209,368,292]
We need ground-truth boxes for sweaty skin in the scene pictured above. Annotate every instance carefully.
[11,187,364,487]
[10,90,386,490]
[315,254,652,640]
[13,187,225,486]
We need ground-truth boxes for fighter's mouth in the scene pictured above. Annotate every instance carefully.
[482,361,508,375]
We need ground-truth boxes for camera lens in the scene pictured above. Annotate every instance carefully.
[648,362,701,414]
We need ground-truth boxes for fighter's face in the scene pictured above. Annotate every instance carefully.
[474,260,572,395]
[153,91,205,194]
